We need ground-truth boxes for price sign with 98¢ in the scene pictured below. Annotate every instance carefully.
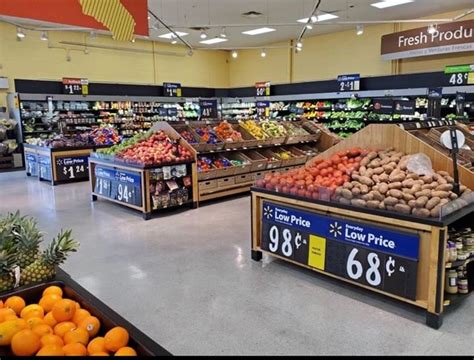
[260,201,419,300]
[261,222,310,265]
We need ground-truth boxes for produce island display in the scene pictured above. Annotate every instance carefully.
[24,128,121,186]
[89,122,197,220]
[171,119,338,202]
[0,211,169,356]
[250,124,474,329]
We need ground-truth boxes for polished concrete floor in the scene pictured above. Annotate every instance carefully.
[0,171,473,355]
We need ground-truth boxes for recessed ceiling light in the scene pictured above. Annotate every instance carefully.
[200,37,228,45]
[158,31,188,39]
[297,13,338,23]
[242,27,276,36]
[371,0,414,9]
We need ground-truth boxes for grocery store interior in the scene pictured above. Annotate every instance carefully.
[0,0,473,356]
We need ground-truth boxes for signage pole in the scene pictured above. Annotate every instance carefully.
[449,128,461,195]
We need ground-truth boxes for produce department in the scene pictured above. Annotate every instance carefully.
[0,0,474,356]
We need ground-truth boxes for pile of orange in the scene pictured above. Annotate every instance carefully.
[0,286,137,356]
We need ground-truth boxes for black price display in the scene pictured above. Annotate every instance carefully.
[163,83,182,97]
[255,82,270,97]
[199,99,218,119]
[337,74,360,92]
[256,101,270,118]
[260,201,419,300]
[62,78,88,95]
[55,156,89,181]
[95,167,142,207]
[444,72,469,86]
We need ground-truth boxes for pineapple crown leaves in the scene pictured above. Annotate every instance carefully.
[0,242,19,274]
[12,217,43,250]
[42,229,79,266]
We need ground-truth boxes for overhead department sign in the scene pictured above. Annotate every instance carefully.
[381,20,474,61]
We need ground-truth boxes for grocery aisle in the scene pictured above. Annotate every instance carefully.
[0,171,473,355]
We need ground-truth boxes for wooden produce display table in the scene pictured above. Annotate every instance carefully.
[89,157,197,220]
[89,121,198,220]
[23,144,109,185]
[251,189,474,329]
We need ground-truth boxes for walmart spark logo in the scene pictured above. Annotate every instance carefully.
[56,159,63,166]
[263,206,273,220]
[329,222,342,238]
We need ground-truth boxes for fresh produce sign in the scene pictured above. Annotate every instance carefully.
[255,82,271,97]
[62,78,88,96]
[260,200,419,299]
[163,82,182,97]
[95,166,142,206]
[199,99,218,119]
[337,74,360,92]
[55,155,89,181]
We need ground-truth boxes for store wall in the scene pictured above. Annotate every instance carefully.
[0,22,229,107]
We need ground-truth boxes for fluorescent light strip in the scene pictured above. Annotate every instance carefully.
[200,37,228,45]
[242,27,276,36]
[297,13,338,23]
[158,31,188,39]
[371,0,414,9]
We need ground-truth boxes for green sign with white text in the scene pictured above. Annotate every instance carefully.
[444,64,474,74]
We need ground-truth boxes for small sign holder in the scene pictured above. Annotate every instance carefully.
[440,129,465,195]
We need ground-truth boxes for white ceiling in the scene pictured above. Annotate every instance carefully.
[148,0,473,48]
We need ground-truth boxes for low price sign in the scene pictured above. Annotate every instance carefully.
[337,74,360,91]
[260,201,419,299]
[255,81,271,97]
[95,166,142,207]
[55,156,89,181]
[199,99,218,119]
[163,82,182,97]
[444,64,474,86]
[62,78,89,95]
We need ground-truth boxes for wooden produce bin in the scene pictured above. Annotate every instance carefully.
[251,124,474,329]
[24,144,108,186]
[251,189,474,329]
[89,122,198,220]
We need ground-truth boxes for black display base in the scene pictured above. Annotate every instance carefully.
[251,250,262,262]
[191,201,198,209]
[426,312,443,329]
[92,194,98,202]
[143,213,152,221]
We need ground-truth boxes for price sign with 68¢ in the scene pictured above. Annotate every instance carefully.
[260,201,418,300]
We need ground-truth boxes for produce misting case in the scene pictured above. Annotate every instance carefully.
[251,125,474,329]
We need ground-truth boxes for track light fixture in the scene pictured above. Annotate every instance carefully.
[261,49,266,58]
[40,31,48,41]
[306,24,313,30]
[16,28,25,39]
[89,30,96,40]
[296,41,303,48]
[356,25,364,36]
[231,50,238,59]
[220,27,227,38]
[427,24,437,34]
[200,30,208,39]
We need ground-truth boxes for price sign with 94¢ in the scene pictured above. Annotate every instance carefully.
[260,201,419,300]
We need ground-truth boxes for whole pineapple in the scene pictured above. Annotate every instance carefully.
[21,229,79,286]
[0,244,19,292]
[12,217,43,269]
